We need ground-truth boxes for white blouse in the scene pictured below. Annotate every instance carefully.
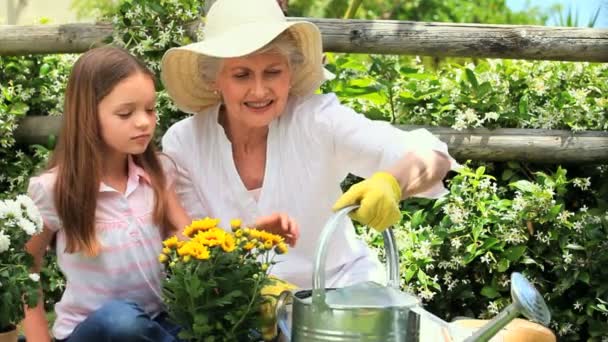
[162,93,458,289]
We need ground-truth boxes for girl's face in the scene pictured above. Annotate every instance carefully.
[98,72,157,159]
[215,52,292,130]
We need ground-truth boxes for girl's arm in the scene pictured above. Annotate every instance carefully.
[166,187,192,239]
[22,226,55,342]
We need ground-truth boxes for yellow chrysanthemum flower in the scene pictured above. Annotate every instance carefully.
[191,217,220,230]
[158,254,168,263]
[194,229,225,247]
[190,244,210,260]
[275,242,288,255]
[182,225,196,238]
[243,241,256,251]
[163,236,179,249]
[162,247,171,254]
[221,234,236,252]
[263,239,274,250]
[183,255,191,262]
[235,230,244,238]
[177,243,192,256]
[230,219,242,231]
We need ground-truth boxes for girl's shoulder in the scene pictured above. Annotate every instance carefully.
[28,167,58,194]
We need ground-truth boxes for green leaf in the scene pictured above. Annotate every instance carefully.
[503,245,526,262]
[501,169,514,181]
[518,94,529,115]
[39,63,51,76]
[410,209,426,228]
[548,204,563,220]
[8,102,29,116]
[578,271,590,284]
[405,265,417,283]
[497,258,510,272]
[565,243,585,251]
[481,285,500,299]
[465,68,479,89]
[509,180,536,193]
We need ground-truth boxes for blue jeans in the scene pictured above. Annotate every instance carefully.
[59,300,181,342]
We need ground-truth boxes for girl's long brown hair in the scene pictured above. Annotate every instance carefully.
[49,46,174,257]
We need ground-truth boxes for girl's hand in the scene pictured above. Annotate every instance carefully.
[254,213,300,247]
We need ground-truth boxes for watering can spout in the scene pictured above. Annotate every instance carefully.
[462,272,551,342]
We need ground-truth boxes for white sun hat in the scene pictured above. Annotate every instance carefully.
[160,0,327,114]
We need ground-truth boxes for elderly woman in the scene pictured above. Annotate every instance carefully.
[160,0,456,289]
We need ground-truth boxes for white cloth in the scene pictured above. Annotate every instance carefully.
[162,93,457,289]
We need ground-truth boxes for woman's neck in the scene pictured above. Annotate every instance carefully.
[219,106,268,151]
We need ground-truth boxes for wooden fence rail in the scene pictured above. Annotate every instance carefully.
[13,116,608,163]
[1,19,607,62]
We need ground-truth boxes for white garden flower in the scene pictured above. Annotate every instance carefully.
[487,301,500,315]
[16,194,43,231]
[0,199,22,219]
[19,217,37,236]
[562,251,573,264]
[0,231,10,253]
[29,273,40,282]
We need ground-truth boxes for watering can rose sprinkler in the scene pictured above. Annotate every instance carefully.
[276,205,552,342]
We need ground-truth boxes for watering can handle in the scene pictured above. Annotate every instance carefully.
[312,205,401,307]
[276,290,293,341]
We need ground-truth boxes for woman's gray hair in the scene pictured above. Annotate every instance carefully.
[198,29,304,87]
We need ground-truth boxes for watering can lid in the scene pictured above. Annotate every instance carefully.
[317,281,421,309]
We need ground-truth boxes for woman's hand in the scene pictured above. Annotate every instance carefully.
[254,213,300,247]
[332,172,402,232]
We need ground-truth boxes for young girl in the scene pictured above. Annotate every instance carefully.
[22,46,299,342]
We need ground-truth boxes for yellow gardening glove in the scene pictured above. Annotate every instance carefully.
[259,277,297,341]
[332,172,402,232]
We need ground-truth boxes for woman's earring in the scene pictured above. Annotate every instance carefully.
[214,90,224,104]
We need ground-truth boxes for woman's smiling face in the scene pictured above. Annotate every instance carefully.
[214,51,292,129]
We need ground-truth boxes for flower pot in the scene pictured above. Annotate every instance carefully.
[0,327,17,342]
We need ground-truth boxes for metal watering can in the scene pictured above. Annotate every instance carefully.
[276,205,552,341]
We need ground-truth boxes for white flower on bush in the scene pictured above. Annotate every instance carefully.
[487,301,500,315]
[18,217,37,236]
[0,199,22,220]
[562,251,573,264]
[29,273,40,282]
[16,194,43,231]
[0,230,10,253]
[572,177,591,190]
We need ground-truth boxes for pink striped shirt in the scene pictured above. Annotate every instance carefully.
[28,157,166,340]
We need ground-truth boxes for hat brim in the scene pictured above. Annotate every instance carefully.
[161,21,324,114]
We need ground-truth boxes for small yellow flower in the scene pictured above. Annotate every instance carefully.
[264,240,274,250]
[183,255,191,262]
[163,236,179,249]
[261,263,268,271]
[221,234,236,252]
[192,245,210,260]
[194,229,225,247]
[243,241,256,251]
[162,247,171,254]
[230,219,242,231]
[191,217,220,231]
[235,230,244,238]
[275,242,288,255]
[158,254,168,263]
